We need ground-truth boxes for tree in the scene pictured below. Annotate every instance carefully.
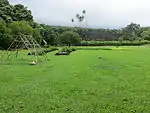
[9,21,34,35]
[0,0,43,50]
[118,37,123,43]
[0,1,13,22]
[39,25,58,46]
[71,10,88,39]
[121,23,141,41]
[13,4,33,21]
[59,31,81,46]
[8,21,42,44]
[0,0,9,7]
[0,20,12,49]
[0,1,33,22]
[32,28,42,44]
[141,30,150,40]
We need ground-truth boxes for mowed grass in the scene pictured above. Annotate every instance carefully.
[0,46,150,112]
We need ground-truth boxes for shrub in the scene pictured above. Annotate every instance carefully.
[55,47,76,56]
[80,40,150,46]
[61,47,71,53]
[61,47,76,53]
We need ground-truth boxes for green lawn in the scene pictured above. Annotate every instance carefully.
[0,46,150,113]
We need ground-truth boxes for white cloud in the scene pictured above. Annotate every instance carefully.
[9,0,150,28]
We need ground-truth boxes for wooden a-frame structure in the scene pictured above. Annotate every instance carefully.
[0,34,47,64]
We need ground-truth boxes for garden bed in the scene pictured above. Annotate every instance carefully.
[55,47,76,56]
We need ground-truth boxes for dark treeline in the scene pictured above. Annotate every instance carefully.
[1,0,150,50]
[50,24,150,41]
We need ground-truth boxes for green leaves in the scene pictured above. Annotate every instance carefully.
[0,20,12,49]
[0,0,9,7]
[9,21,34,35]
[0,21,43,49]
[13,4,33,22]
[141,30,150,40]
[0,0,40,50]
[121,23,141,41]
[59,31,81,46]
[0,1,33,22]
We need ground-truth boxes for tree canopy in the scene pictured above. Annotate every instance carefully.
[0,1,33,23]
[59,31,81,46]
[0,0,150,50]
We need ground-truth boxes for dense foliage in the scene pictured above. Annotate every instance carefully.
[0,0,33,22]
[0,20,12,49]
[58,31,81,46]
[55,46,76,55]
[1,0,150,50]
[0,20,42,49]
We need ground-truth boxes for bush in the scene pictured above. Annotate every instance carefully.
[61,47,76,53]
[55,47,76,56]
[61,47,71,53]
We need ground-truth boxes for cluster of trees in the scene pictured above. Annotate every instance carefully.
[0,21,43,49]
[0,0,39,49]
[0,0,81,49]
[1,0,150,50]
[41,24,150,42]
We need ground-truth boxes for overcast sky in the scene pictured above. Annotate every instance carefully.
[9,0,150,29]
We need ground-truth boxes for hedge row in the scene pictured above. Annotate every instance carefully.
[80,40,150,46]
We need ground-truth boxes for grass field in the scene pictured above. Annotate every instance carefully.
[0,46,150,113]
